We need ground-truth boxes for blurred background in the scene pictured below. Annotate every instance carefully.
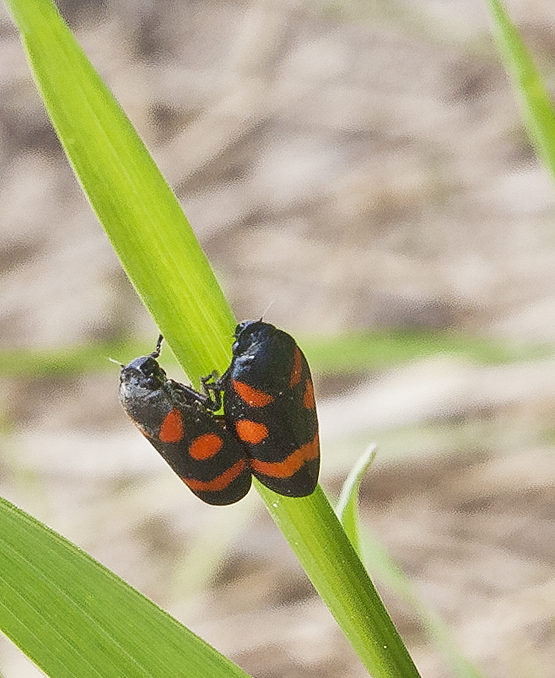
[2,0,555,676]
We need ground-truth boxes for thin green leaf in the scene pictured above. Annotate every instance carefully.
[5,1,423,676]
[336,449,485,678]
[485,0,555,183]
[360,530,487,678]
[5,0,235,386]
[336,444,377,555]
[0,497,252,678]
[262,484,421,678]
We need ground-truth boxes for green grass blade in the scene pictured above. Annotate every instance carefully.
[0,330,548,380]
[261,484,421,677]
[302,329,553,373]
[0,497,252,678]
[5,0,235,385]
[485,0,555,182]
[5,0,423,675]
[336,444,378,556]
[335,449,486,678]
[360,530,487,678]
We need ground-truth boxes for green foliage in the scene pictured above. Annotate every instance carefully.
[7,0,234,388]
[336,447,487,678]
[4,1,420,676]
[336,444,377,556]
[0,497,252,678]
[485,0,555,183]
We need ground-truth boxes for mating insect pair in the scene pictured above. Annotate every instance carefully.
[118,320,320,505]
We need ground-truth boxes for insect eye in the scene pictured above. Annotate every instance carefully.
[140,358,163,386]
[141,359,155,377]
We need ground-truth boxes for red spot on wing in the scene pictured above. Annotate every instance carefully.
[303,379,315,409]
[233,380,274,407]
[250,433,319,479]
[185,459,247,492]
[159,408,184,443]
[288,346,302,388]
[189,433,223,460]
[235,419,269,444]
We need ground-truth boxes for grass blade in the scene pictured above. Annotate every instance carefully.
[336,444,378,555]
[485,0,555,182]
[0,497,252,678]
[262,484,421,677]
[5,0,423,675]
[5,0,235,385]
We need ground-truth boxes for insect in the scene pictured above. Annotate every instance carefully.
[209,320,320,497]
[118,336,251,505]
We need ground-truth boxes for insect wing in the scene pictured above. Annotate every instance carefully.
[224,321,320,497]
[119,354,251,505]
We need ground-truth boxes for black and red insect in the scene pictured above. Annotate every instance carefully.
[209,320,320,498]
[118,336,251,505]
[119,321,320,503]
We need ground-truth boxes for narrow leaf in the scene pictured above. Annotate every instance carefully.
[485,0,555,183]
[262,484,421,678]
[5,0,235,385]
[336,444,377,555]
[0,497,251,678]
[4,1,423,676]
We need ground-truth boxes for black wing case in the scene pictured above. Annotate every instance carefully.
[120,355,251,505]
[224,328,319,497]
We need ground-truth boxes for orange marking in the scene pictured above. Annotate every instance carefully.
[185,459,247,492]
[189,433,223,460]
[159,408,184,443]
[250,433,319,479]
[235,419,269,444]
[303,379,315,409]
[288,347,302,388]
[233,380,274,407]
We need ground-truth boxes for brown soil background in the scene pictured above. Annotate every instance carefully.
[2,0,555,676]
